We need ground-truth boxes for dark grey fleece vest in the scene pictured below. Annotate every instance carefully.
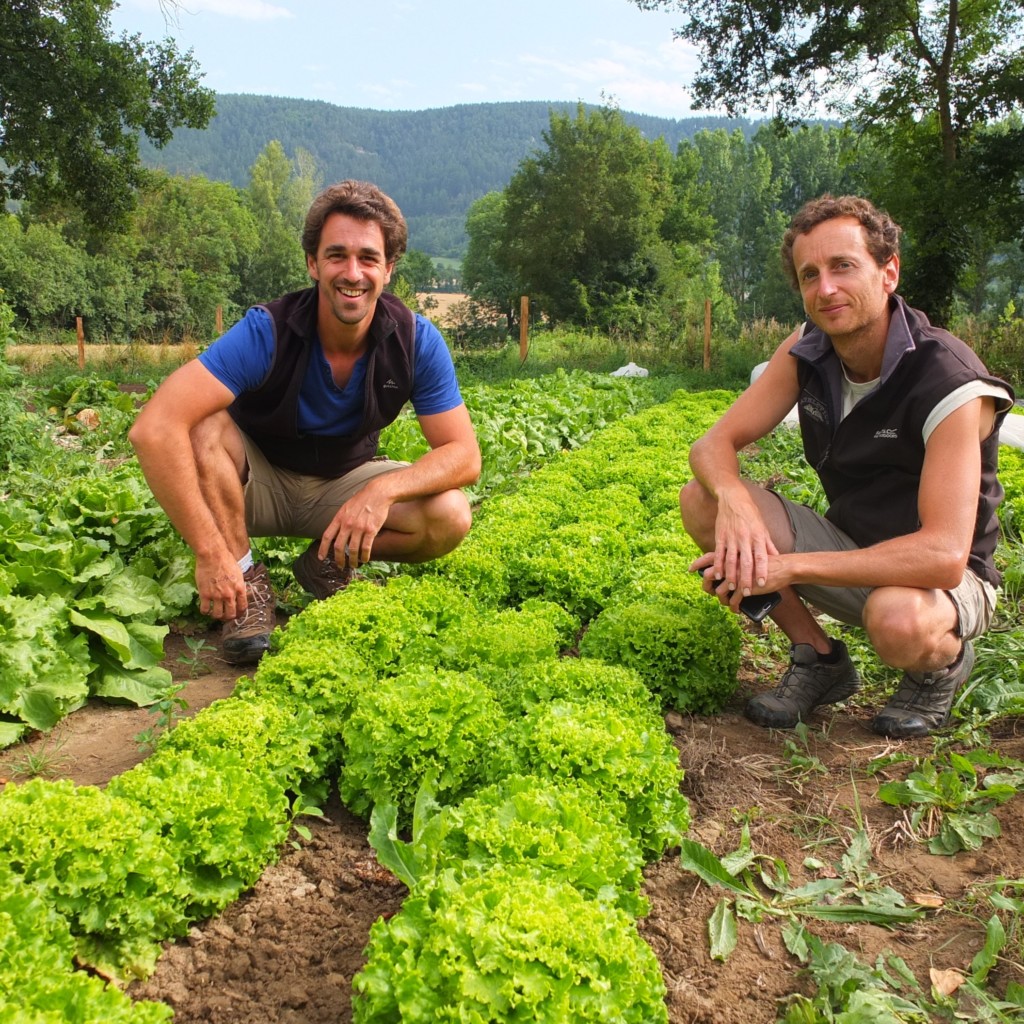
[230,287,416,478]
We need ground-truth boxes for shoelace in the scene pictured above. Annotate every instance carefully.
[233,574,273,625]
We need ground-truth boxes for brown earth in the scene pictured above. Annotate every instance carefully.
[3,626,1023,1023]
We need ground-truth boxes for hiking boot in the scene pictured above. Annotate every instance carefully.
[745,639,861,729]
[292,540,361,600]
[870,641,975,739]
[221,562,276,666]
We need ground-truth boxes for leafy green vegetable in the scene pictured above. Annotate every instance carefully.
[340,666,510,825]
[352,866,668,1023]
[509,698,690,860]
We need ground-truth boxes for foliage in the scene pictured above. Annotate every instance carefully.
[0,865,172,1024]
[369,775,649,916]
[0,778,187,978]
[351,865,668,1023]
[339,666,510,826]
[238,140,317,307]
[500,104,675,329]
[0,0,214,229]
[508,698,690,861]
[679,824,922,964]
[875,750,1023,855]
[631,0,1024,321]
[106,749,291,920]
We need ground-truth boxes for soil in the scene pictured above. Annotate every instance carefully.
[3,625,1023,1023]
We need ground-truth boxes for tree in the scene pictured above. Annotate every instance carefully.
[0,0,214,229]
[461,191,523,332]
[501,104,674,328]
[239,141,319,306]
[631,0,1024,320]
[392,249,437,294]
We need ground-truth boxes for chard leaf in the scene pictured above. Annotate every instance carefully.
[970,913,1006,983]
[708,897,737,961]
[679,838,751,896]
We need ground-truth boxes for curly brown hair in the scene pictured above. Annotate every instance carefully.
[301,180,408,263]
[781,194,901,289]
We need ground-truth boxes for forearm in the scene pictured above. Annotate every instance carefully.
[776,530,969,593]
[367,440,480,507]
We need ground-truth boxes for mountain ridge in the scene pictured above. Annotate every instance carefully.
[141,94,759,257]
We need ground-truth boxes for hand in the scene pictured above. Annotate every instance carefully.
[195,553,247,621]
[321,486,392,567]
[711,488,778,599]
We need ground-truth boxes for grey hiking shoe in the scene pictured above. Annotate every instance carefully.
[221,562,276,666]
[745,639,861,729]
[292,540,361,600]
[871,641,975,739]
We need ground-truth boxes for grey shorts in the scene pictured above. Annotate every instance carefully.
[241,432,409,540]
[775,493,998,641]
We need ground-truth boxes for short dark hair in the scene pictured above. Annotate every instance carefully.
[781,194,901,289]
[302,180,408,263]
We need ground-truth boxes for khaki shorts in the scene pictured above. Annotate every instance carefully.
[241,432,409,540]
[774,492,998,641]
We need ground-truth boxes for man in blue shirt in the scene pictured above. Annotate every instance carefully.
[130,180,481,664]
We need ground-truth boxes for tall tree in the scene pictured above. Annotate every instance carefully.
[462,191,523,331]
[501,104,674,327]
[0,0,214,228]
[631,0,1024,320]
[240,141,319,306]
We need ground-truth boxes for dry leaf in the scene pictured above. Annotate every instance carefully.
[930,968,964,997]
[911,892,945,908]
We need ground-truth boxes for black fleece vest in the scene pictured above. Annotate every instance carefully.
[229,287,416,478]
[793,297,1012,587]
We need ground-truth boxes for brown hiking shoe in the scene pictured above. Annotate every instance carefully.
[221,562,276,665]
[871,641,975,739]
[745,639,861,728]
[292,540,362,600]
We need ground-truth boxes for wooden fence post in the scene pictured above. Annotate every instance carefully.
[519,296,529,362]
[216,305,223,335]
[703,299,712,371]
[76,317,85,370]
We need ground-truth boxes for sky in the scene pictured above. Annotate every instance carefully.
[110,0,714,121]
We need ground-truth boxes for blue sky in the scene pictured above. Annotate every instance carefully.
[110,0,715,120]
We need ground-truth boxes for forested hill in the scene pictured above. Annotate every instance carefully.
[139,94,757,257]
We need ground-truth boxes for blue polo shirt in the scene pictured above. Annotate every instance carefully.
[199,304,463,436]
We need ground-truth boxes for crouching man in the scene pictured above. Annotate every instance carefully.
[130,180,480,664]
[682,195,1013,737]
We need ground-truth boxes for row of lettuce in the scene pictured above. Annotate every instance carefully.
[0,387,742,1023]
[0,368,659,747]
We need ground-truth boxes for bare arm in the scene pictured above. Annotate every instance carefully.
[319,403,481,563]
[766,397,991,592]
[128,360,247,615]
[689,330,803,591]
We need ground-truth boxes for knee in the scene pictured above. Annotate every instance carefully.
[424,490,473,557]
[863,589,933,668]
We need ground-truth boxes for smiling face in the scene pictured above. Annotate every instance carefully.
[792,215,899,352]
[306,212,393,343]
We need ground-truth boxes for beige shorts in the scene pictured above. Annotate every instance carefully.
[775,493,998,641]
[241,432,409,540]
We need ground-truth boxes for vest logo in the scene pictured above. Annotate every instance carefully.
[382,378,400,390]
[799,394,828,425]
[874,428,898,439]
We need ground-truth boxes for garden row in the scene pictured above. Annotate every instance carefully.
[0,387,741,1022]
[0,368,657,746]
